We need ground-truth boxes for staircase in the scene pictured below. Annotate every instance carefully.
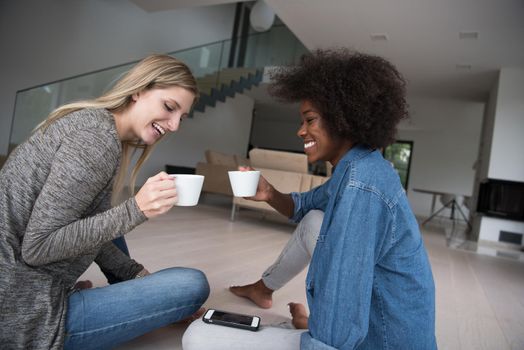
[193,67,263,114]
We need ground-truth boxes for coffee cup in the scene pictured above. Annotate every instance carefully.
[228,170,260,197]
[169,174,204,206]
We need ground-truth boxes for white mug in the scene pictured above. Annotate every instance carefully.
[169,174,205,206]
[228,171,260,197]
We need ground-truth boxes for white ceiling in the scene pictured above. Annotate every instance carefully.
[132,0,524,102]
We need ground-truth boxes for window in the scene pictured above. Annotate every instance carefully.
[383,141,413,190]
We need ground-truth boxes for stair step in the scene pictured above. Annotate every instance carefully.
[193,68,263,114]
[197,68,258,84]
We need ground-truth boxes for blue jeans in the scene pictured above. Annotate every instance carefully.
[262,210,322,290]
[64,267,210,350]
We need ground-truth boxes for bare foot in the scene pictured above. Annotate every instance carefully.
[288,302,308,329]
[178,307,206,324]
[74,280,93,290]
[229,279,274,309]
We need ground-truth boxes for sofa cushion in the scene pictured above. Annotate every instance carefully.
[234,154,251,167]
[249,148,308,174]
[205,150,237,167]
[195,162,234,196]
[259,168,303,193]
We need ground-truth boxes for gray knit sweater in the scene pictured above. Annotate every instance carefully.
[0,109,147,349]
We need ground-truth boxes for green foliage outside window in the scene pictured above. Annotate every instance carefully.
[383,141,413,190]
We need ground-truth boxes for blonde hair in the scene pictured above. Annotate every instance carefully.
[38,54,199,197]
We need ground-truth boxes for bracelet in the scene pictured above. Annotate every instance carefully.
[135,270,147,279]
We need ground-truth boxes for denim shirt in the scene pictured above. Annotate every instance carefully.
[291,145,436,350]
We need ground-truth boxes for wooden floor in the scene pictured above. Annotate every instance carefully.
[80,198,524,350]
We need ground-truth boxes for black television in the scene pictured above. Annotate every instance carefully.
[477,179,524,222]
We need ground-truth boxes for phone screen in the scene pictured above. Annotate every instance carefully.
[210,310,254,325]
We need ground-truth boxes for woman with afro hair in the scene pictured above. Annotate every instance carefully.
[183,49,436,350]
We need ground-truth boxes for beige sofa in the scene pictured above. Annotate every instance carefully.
[196,148,330,220]
[195,150,250,196]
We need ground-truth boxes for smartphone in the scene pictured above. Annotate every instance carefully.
[202,309,260,331]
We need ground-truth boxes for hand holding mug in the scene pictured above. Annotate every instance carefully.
[135,172,177,218]
[237,166,273,202]
[236,166,295,218]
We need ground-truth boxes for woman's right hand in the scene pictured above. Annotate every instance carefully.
[239,166,274,202]
[135,172,177,218]
[288,302,309,329]
[239,166,295,218]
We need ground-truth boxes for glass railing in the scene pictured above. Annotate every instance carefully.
[9,25,309,147]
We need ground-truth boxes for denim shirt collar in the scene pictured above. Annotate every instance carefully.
[331,144,374,175]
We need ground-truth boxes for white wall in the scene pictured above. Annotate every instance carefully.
[477,78,499,183]
[137,94,255,184]
[488,68,524,182]
[477,68,524,244]
[0,0,236,155]
[478,217,524,244]
[400,97,485,217]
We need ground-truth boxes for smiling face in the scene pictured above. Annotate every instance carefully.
[115,86,195,145]
[297,100,353,166]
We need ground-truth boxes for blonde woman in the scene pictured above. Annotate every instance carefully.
[0,54,209,349]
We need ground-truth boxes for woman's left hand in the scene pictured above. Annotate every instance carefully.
[288,302,309,329]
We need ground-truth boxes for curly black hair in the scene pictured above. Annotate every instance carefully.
[268,48,408,149]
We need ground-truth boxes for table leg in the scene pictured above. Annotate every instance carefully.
[430,194,437,215]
